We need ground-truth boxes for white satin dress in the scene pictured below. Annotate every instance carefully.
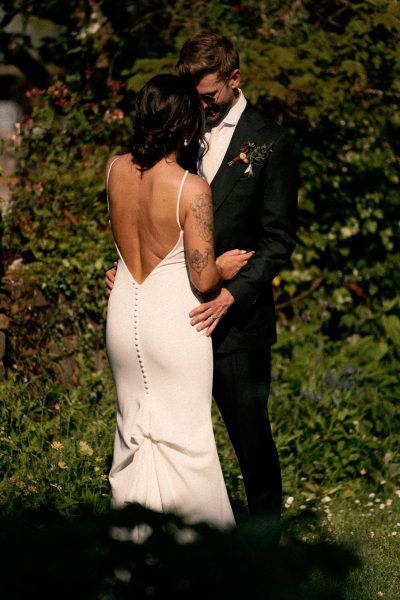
[106,161,234,529]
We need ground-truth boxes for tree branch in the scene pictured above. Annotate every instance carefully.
[362,87,400,100]
[275,274,325,310]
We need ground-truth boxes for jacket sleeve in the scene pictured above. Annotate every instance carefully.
[224,130,299,314]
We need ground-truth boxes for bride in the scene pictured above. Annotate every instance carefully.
[105,74,252,528]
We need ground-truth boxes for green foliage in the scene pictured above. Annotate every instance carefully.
[0,367,115,513]
[237,1,400,330]
[2,76,131,372]
[269,320,400,496]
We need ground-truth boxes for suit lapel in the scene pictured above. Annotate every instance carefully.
[210,107,256,214]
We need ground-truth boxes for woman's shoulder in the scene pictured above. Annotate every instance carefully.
[104,153,133,183]
[179,172,212,220]
[183,171,211,196]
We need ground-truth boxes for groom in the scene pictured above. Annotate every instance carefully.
[178,34,298,519]
[107,34,298,520]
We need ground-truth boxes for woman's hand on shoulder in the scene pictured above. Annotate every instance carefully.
[216,249,255,281]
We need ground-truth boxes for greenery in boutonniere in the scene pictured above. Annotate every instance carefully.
[228,141,273,175]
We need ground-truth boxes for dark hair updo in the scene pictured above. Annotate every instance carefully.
[131,73,204,172]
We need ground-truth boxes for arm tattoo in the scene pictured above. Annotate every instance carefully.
[190,192,213,242]
[187,247,211,276]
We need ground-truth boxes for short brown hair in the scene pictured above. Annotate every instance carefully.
[176,33,239,83]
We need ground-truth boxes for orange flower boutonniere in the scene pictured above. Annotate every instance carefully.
[228,141,273,176]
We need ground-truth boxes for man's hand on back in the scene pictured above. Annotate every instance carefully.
[189,287,235,336]
[105,262,118,294]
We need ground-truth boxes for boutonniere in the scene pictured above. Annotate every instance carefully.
[228,141,273,176]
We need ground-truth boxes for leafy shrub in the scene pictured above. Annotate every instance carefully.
[270,319,400,495]
[2,76,130,374]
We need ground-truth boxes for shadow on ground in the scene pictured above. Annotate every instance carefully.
[0,503,360,599]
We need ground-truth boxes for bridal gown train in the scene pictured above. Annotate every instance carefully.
[106,163,235,528]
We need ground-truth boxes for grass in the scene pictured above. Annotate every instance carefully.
[273,488,400,600]
[325,492,400,600]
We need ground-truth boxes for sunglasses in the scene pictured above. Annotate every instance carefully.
[199,74,231,106]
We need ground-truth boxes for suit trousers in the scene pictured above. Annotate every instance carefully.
[212,346,282,518]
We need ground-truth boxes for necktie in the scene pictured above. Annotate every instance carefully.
[201,125,222,184]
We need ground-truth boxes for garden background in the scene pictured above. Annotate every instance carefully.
[0,1,399,598]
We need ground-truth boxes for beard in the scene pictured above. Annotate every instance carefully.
[205,95,235,125]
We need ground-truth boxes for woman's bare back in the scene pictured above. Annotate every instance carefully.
[106,153,189,285]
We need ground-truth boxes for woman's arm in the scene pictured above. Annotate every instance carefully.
[181,174,254,294]
[181,176,221,294]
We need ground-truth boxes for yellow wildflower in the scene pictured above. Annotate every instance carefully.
[50,441,64,451]
[79,440,94,456]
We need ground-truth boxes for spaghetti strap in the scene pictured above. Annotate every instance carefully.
[105,156,121,215]
[176,170,189,231]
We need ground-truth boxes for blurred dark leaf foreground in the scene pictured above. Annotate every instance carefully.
[0,503,359,599]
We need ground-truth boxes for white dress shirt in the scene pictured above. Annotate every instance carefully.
[199,89,247,184]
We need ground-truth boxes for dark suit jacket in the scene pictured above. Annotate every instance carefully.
[184,103,299,353]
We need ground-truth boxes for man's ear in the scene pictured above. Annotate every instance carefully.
[230,68,241,90]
